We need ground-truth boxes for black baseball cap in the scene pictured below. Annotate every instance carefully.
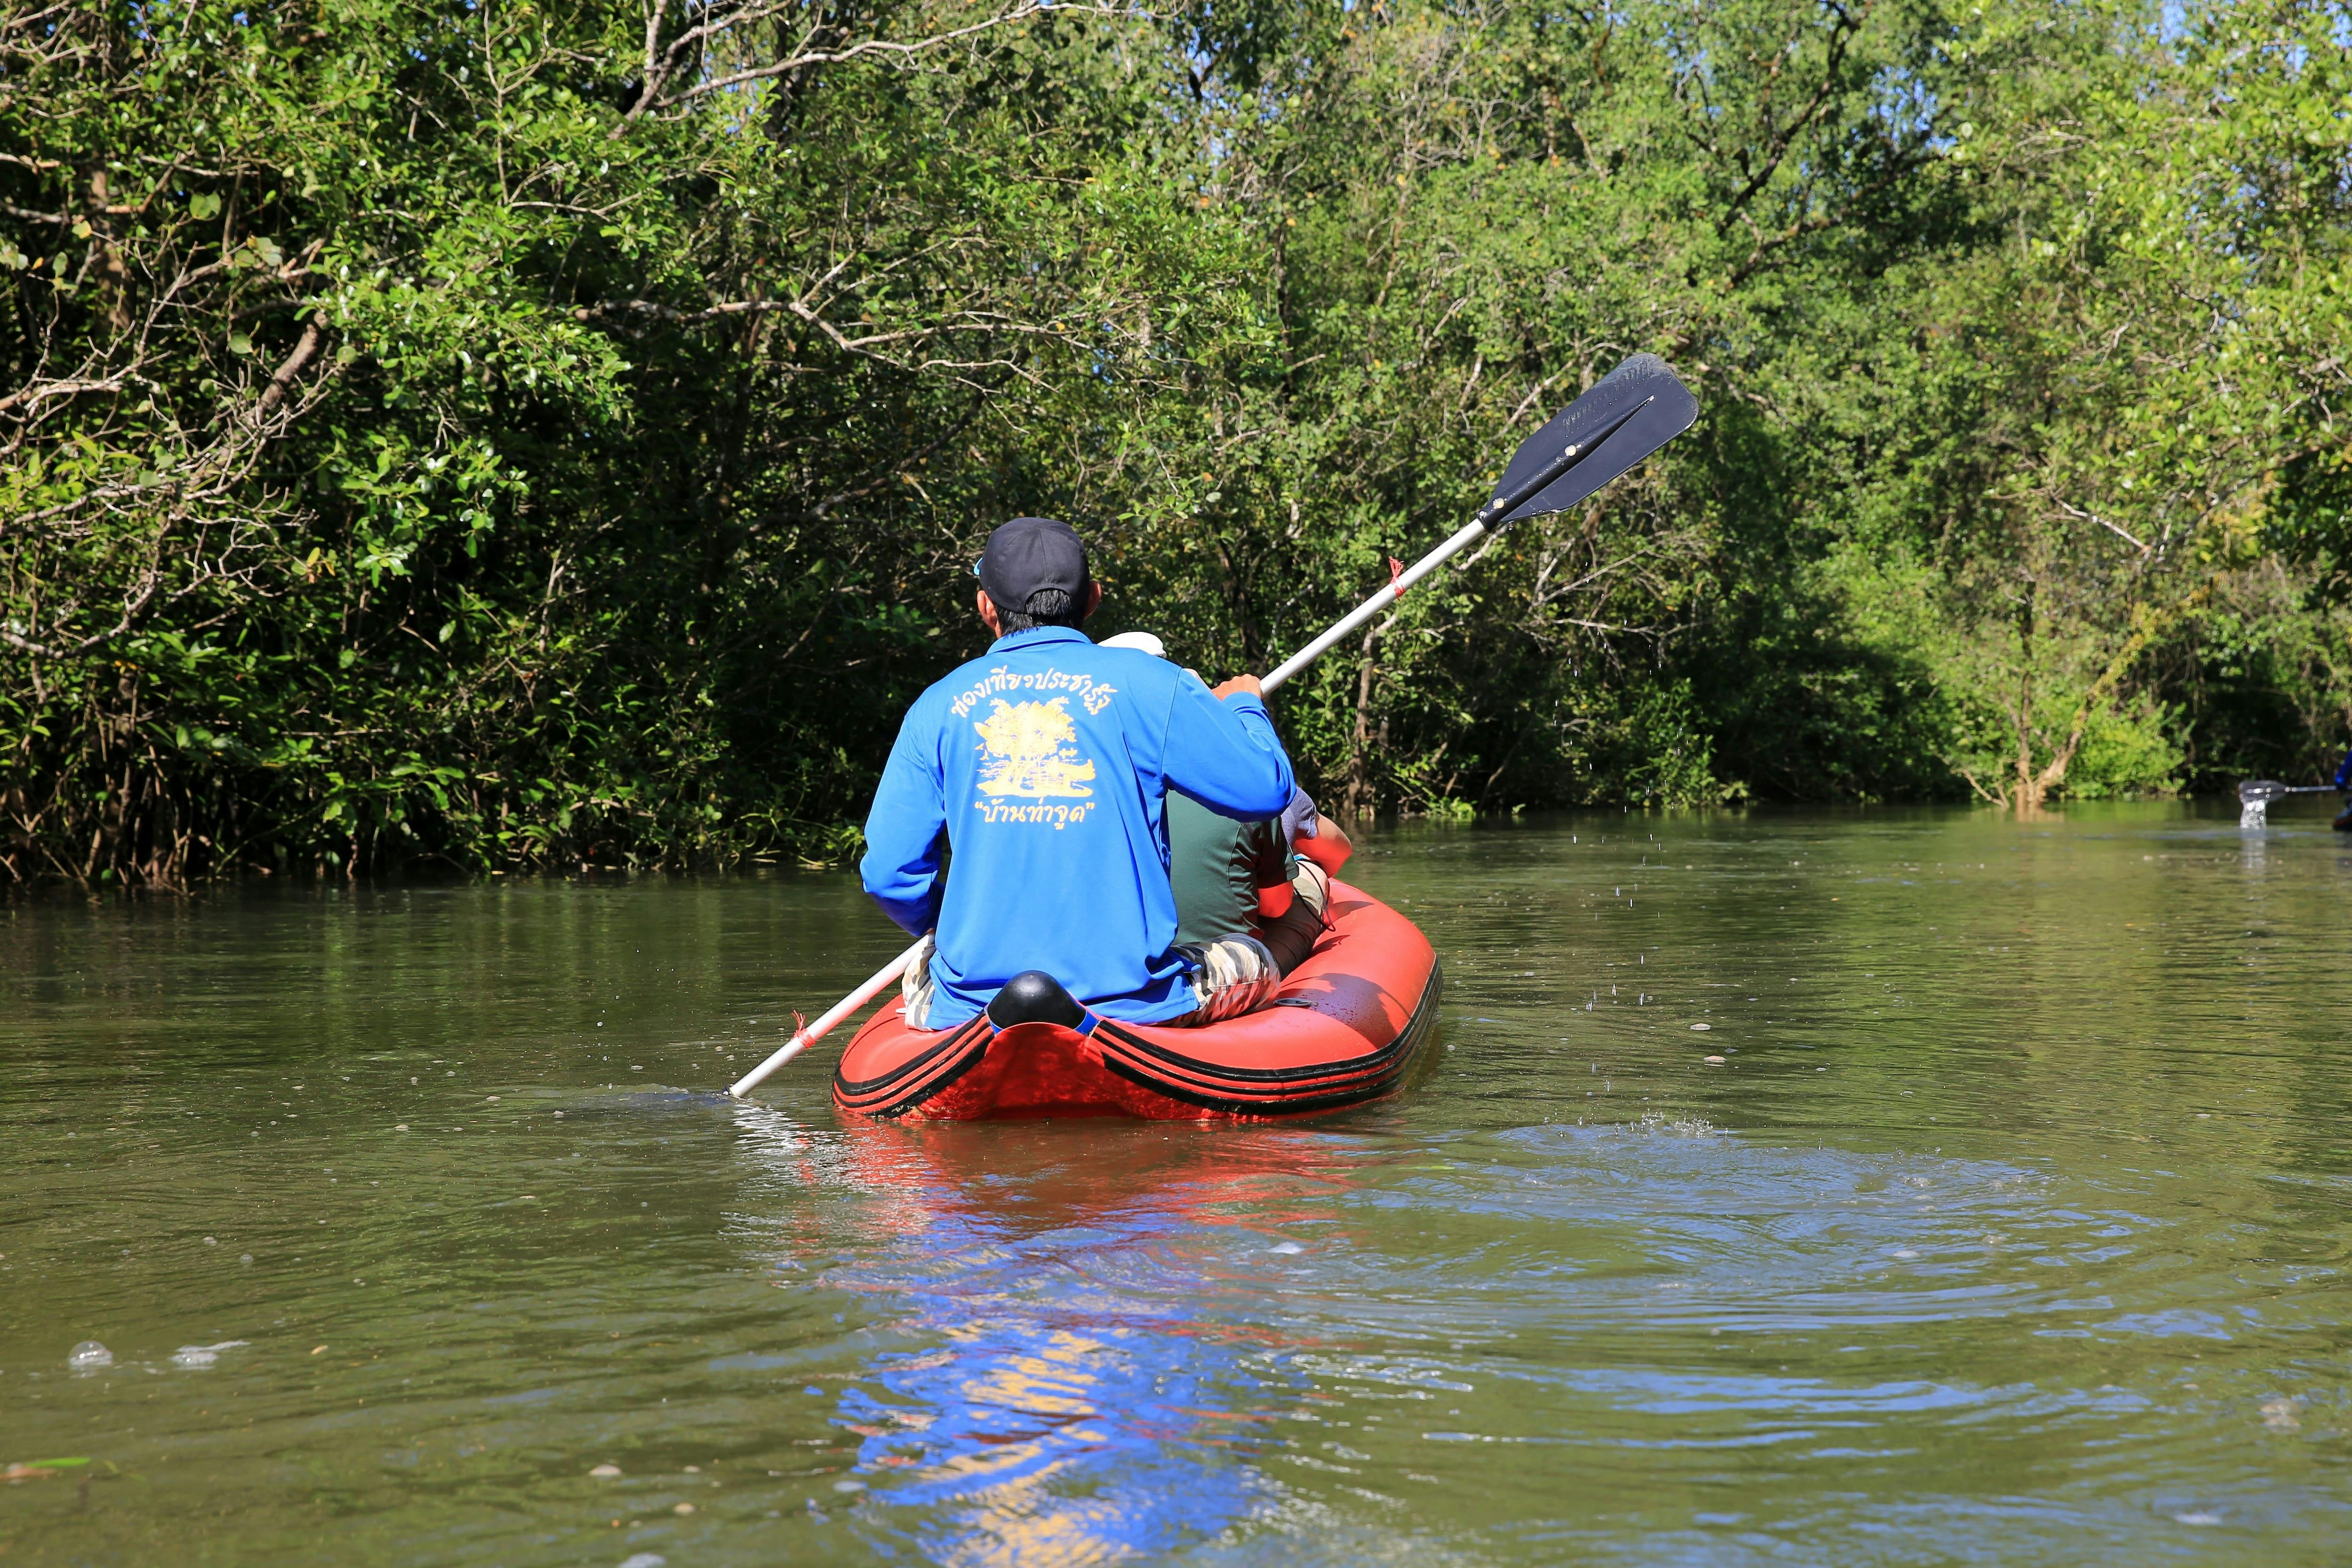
[974,516,1089,613]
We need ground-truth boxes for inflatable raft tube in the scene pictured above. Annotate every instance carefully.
[833,880,1441,1120]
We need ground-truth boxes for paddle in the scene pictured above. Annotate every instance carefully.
[2236,780,2338,806]
[1263,354,1699,688]
[728,352,1700,1100]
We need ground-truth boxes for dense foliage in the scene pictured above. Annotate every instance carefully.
[4,0,2346,882]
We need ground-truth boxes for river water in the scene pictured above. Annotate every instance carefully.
[3,806,2348,1564]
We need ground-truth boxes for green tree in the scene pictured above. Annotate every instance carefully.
[1,0,1254,880]
[1801,0,2350,808]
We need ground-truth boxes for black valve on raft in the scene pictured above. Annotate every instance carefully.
[986,971,1088,1030]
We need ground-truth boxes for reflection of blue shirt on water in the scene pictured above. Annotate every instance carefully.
[861,626,1295,1028]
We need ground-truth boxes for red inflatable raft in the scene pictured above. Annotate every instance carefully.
[832,880,1441,1120]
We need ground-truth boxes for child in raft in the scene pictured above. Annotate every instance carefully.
[1099,632,1353,972]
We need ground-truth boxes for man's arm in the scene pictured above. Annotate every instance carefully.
[1162,673,1295,821]
[859,700,950,936]
[1297,809,1351,875]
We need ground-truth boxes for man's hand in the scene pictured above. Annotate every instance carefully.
[1211,674,1264,701]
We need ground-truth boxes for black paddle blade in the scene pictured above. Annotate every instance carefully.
[1490,353,1700,525]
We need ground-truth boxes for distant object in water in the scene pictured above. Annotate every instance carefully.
[2235,777,2343,831]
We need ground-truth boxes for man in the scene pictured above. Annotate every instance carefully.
[860,517,1295,1030]
[1101,631,1353,973]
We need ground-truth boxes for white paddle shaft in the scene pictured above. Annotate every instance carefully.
[1262,399,1651,692]
[728,945,921,1098]
[1260,519,1489,693]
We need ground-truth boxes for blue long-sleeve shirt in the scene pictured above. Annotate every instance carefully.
[860,626,1295,1028]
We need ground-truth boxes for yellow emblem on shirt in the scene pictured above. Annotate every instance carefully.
[974,697,1097,800]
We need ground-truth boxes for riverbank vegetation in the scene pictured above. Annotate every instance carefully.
[4,0,2346,881]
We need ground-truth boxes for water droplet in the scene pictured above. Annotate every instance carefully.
[67,1340,111,1370]
[590,1464,623,1478]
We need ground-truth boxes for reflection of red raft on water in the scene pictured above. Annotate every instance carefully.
[834,881,1440,1121]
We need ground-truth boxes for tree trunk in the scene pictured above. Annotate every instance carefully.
[1343,611,1399,821]
[1344,625,1380,820]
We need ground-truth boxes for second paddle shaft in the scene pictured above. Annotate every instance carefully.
[727,946,914,1098]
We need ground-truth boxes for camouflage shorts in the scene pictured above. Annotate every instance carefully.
[900,932,941,1031]
[1169,931,1281,1025]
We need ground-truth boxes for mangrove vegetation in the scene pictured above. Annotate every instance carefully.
[3,0,2347,881]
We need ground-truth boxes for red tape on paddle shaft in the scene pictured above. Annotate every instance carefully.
[1388,557,1407,597]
